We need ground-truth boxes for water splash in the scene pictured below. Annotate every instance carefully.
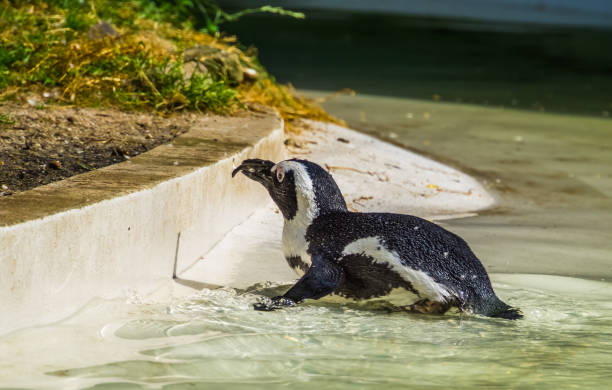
[2,275,611,390]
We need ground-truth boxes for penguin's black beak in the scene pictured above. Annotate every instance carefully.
[232,159,276,187]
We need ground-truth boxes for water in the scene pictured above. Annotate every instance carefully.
[1,275,612,390]
[224,12,612,118]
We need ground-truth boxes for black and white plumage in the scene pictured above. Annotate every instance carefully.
[232,158,522,319]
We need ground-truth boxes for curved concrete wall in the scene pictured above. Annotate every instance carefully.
[0,111,285,334]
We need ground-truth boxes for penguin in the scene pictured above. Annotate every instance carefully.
[232,158,522,319]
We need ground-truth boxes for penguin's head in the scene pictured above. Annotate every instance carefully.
[232,158,347,221]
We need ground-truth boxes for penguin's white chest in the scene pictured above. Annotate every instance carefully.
[282,220,311,276]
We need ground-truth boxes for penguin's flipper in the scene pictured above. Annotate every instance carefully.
[253,252,344,311]
[283,252,344,302]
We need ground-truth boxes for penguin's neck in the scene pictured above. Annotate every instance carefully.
[285,191,318,230]
[281,191,319,261]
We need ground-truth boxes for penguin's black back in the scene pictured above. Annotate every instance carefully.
[305,211,519,318]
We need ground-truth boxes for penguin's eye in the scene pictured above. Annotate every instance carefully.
[276,166,285,183]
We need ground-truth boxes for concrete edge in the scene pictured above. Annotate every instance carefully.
[0,112,286,334]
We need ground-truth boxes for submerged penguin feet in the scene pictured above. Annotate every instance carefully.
[402,299,451,315]
[253,296,297,311]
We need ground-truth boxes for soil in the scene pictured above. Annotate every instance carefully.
[0,103,211,195]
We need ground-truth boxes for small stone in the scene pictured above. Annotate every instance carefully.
[182,61,208,80]
[128,135,145,143]
[87,21,119,40]
[49,160,62,169]
[243,67,258,81]
[183,45,244,83]
[284,138,304,148]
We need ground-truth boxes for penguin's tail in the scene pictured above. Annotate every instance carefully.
[473,295,523,320]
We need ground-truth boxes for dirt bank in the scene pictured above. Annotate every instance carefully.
[0,103,248,194]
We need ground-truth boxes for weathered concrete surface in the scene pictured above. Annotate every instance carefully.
[0,110,285,334]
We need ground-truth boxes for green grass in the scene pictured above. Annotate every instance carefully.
[0,113,15,124]
[0,0,243,112]
[0,0,334,125]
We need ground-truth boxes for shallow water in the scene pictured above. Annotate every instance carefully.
[1,274,611,390]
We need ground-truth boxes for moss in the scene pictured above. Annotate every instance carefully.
[0,0,342,129]
[0,112,15,124]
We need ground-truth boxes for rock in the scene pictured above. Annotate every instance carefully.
[49,160,62,169]
[183,45,244,83]
[87,21,119,40]
[136,31,176,54]
[26,97,40,107]
[182,61,208,80]
[243,67,258,81]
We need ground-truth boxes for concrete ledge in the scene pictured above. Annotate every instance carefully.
[0,110,285,334]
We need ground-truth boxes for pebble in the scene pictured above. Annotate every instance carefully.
[243,67,258,81]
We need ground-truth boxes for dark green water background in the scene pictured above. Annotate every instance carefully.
[226,11,612,117]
